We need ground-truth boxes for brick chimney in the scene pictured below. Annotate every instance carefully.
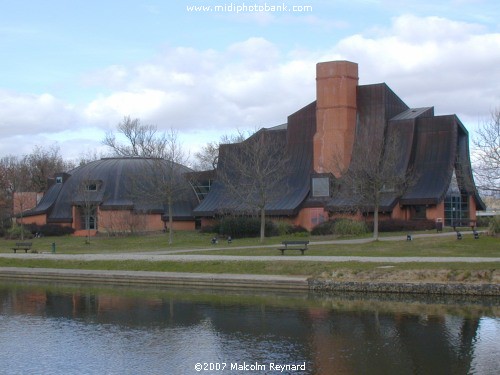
[313,61,358,176]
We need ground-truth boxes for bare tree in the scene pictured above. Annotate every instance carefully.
[103,116,170,158]
[333,126,415,239]
[1,156,31,239]
[193,141,219,171]
[122,129,191,245]
[217,128,290,243]
[1,145,71,194]
[157,129,191,245]
[0,145,73,237]
[473,108,500,193]
[0,156,28,196]
[0,158,14,232]
[23,145,74,192]
[73,175,100,244]
[103,118,192,244]
[193,132,247,171]
[77,148,107,167]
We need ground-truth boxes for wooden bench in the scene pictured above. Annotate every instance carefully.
[278,240,309,255]
[12,242,33,253]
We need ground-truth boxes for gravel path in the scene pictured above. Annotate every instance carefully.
[0,253,498,263]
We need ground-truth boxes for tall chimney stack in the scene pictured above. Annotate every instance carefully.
[313,61,358,176]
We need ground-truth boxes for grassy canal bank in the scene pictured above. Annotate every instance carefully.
[1,231,499,286]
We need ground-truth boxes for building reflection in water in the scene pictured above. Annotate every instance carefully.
[0,283,498,374]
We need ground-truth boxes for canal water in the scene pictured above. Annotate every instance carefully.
[0,282,499,375]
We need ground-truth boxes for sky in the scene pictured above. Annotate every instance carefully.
[0,0,499,164]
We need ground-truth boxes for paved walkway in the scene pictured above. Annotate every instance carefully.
[0,253,498,263]
[1,254,499,263]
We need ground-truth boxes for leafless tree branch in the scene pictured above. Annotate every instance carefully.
[473,108,500,194]
[333,125,416,239]
[217,128,290,242]
[103,116,172,159]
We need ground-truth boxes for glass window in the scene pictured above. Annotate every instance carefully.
[80,206,97,230]
[312,177,330,197]
[413,205,427,219]
[444,193,469,226]
[444,169,469,226]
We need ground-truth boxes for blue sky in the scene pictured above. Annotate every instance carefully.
[1,0,499,162]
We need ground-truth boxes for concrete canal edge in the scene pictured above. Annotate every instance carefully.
[0,267,309,291]
[1,267,499,295]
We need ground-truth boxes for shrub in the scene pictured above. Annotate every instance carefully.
[476,216,491,228]
[366,219,436,232]
[275,221,292,236]
[274,221,309,236]
[288,225,309,236]
[199,224,219,234]
[311,220,336,235]
[488,216,500,236]
[333,219,368,236]
[311,219,368,236]
[37,224,75,237]
[23,224,75,237]
[217,216,279,238]
[5,224,33,240]
[265,220,279,237]
[0,218,12,238]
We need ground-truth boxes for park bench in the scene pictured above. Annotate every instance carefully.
[11,242,33,253]
[278,240,309,255]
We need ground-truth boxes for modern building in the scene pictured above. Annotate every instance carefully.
[20,60,485,235]
[193,60,485,230]
[20,157,198,236]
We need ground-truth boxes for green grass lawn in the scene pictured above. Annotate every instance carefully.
[1,231,224,254]
[188,235,500,258]
[1,231,498,278]
[0,257,498,277]
[2,230,498,257]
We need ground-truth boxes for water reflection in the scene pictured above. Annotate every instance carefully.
[0,282,499,374]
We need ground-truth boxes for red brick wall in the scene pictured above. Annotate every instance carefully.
[314,61,358,176]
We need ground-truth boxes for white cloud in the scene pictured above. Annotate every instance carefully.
[81,15,499,140]
[83,37,316,134]
[0,91,78,137]
[332,14,500,121]
[84,89,179,123]
[390,14,485,42]
[1,14,499,160]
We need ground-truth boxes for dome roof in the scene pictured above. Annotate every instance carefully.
[29,157,197,222]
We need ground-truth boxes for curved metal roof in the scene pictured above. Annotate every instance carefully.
[196,82,484,218]
[193,102,316,216]
[400,115,485,209]
[26,157,198,222]
[327,83,484,213]
[399,116,457,205]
